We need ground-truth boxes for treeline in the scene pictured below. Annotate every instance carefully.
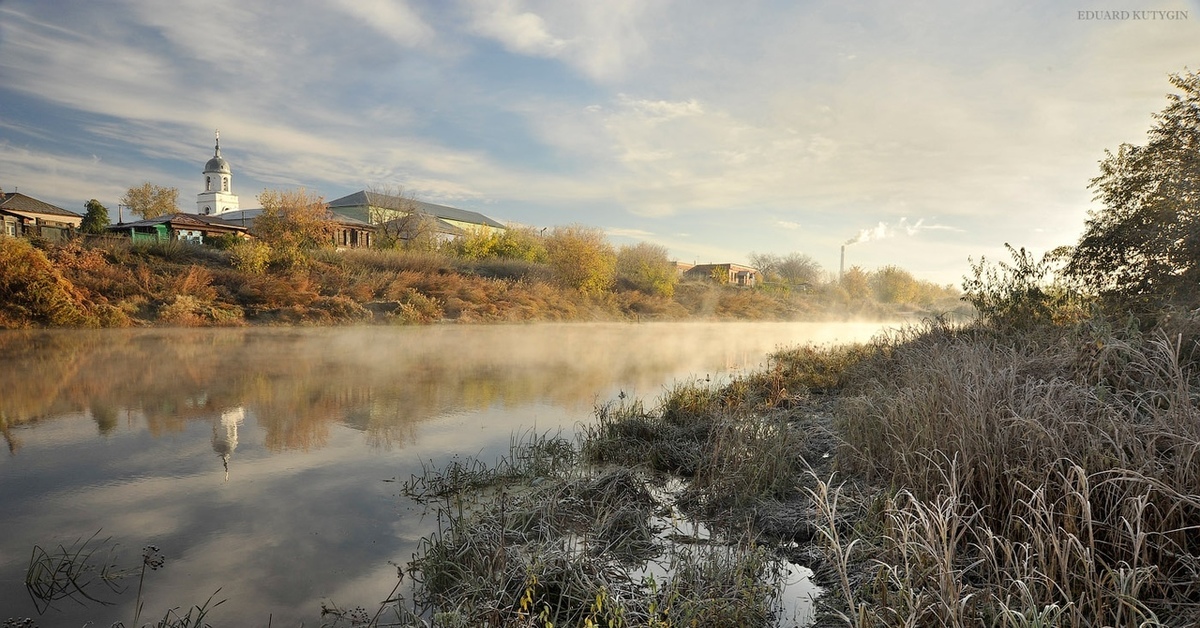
[0,228,959,329]
[3,182,965,329]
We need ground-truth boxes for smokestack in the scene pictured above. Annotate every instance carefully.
[839,245,845,282]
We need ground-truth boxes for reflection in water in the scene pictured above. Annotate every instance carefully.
[0,323,889,454]
[213,407,244,480]
[0,322,893,626]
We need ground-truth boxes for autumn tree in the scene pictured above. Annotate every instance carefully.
[456,225,547,262]
[121,183,178,219]
[840,265,871,300]
[253,188,336,251]
[80,199,110,234]
[544,225,616,294]
[1067,70,1200,312]
[871,265,918,303]
[616,242,677,297]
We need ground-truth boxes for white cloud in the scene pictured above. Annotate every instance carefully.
[467,0,566,56]
[331,0,435,47]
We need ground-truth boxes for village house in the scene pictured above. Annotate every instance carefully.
[683,263,761,286]
[107,212,249,244]
[0,191,83,242]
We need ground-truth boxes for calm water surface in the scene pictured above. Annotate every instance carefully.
[0,322,891,626]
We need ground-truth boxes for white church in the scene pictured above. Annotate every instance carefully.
[197,131,239,216]
[186,131,503,249]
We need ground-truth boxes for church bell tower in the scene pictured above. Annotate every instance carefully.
[196,130,239,215]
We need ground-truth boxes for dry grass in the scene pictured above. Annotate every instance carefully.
[403,431,791,627]
[808,317,1200,626]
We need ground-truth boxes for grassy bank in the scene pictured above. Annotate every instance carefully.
[0,237,965,328]
[390,310,1200,627]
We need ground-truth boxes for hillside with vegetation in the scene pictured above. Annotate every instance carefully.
[0,207,964,328]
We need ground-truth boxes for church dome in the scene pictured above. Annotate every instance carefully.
[205,154,231,174]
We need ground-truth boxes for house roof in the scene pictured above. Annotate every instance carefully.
[0,192,82,218]
[379,214,466,236]
[326,191,505,229]
[109,213,249,231]
[217,207,373,228]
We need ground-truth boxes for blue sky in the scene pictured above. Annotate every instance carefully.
[1,1,1198,284]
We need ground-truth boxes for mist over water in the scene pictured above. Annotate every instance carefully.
[0,322,892,626]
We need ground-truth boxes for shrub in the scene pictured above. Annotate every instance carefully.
[229,240,271,274]
[963,244,1086,330]
[616,242,678,297]
[0,237,92,327]
[544,225,616,294]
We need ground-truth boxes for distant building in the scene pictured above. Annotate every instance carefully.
[196,131,240,216]
[0,191,83,242]
[106,212,249,243]
[326,190,506,235]
[683,263,760,286]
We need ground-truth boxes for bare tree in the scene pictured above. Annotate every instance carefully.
[367,185,442,249]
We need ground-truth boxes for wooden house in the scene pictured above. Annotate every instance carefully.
[0,192,84,242]
[107,213,249,244]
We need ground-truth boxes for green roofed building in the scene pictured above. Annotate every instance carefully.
[326,191,506,235]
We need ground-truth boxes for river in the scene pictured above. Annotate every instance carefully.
[0,322,891,626]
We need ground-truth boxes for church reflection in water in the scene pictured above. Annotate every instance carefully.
[212,407,244,481]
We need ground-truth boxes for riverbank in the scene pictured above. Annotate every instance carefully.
[391,312,1200,626]
[0,237,968,328]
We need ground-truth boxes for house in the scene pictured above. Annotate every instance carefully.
[326,191,506,235]
[0,191,83,242]
[218,208,376,249]
[683,263,761,286]
[107,213,249,244]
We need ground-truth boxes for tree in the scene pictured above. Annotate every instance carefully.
[616,242,678,297]
[1067,70,1200,312]
[121,183,179,219]
[748,252,822,287]
[368,186,440,250]
[965,244,1083,329]
[544,225,616,294]
[840,265,871,300]
[80,199,110,234]
[253,188,336,250]
[492,225,547,262]
[776,253,822,287]
[871,265,918,304]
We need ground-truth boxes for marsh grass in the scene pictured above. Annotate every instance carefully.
[804,316,1200,626]
[24,531,122,613]
[403,429,792,627]
[24,536,224,628]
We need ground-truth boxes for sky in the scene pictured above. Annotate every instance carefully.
[1,1,1198,285]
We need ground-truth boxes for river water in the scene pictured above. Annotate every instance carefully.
[0,322,890,626]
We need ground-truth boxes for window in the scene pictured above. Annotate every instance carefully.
[206,176,212,191]
[222,177,229,192]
